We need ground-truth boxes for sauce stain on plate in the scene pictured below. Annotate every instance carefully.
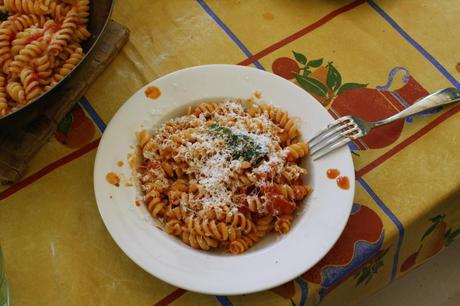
[145,86,161,99]
[336,176,350,190]
[106,172,120,187]
[326,168,350,190]
[326,168,340,179]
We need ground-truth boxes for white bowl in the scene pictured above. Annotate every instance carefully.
[94,64,355,295]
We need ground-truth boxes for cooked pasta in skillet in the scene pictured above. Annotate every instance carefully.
[0,0,90,116]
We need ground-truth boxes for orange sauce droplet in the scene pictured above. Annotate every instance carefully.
[336,176,350,190]
[145,86,161,99]
[135,198,141,207]
[106,172,120,187]
[327,168,340,179]
[117,160,124,167]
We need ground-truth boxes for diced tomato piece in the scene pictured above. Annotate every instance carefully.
[266,193,296,215]
[262,183,281,194]
[239,199,250,213]
[294,177,303,185]
[147,162,161,170]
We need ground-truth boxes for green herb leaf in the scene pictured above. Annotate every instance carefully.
[446,229,460,246]
[57,113,73,135]
[377,248,390,260]
[209,122,219,130]
[364,275,373,285]
[294,74,328,97]
[430,215,444,223]
[421,222,438,241]
[302,68,311,77]
[372,260,384,272]
[448,228,460,240]
[292,51,307,65]
[337,82,368,95]
[445,228,452,239]
[209,122,267,164]
[356,271,370,286]
[307,58,323,68]
[327,62,342,91]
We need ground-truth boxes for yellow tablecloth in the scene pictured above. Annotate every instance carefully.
[1,1,460,305]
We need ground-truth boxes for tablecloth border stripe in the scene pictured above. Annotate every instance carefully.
[356,104,460,178]
[367,0,460,89]
[295,278,308,306]
[215,296,233,306]
[0,138,100,201]
[79,96,107,132]
[196,0,265,70]
[238,0,366,66]
[153,288,186,306]
[358,177,404,282]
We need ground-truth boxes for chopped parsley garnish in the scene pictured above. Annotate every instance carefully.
[209,122,267,164]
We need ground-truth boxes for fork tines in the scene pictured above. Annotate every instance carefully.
[308,116,362,160]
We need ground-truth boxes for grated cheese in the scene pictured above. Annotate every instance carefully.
[141,100,305,214]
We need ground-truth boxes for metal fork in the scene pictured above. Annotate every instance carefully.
[308,87,460,160]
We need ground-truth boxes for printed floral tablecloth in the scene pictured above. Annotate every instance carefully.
[1,1,460,305]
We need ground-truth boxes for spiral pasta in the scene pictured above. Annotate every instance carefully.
[19,67,41,100]
[6,81,25,103]
[0,0,91,117]
[180,231,219,251]
[50,45,82,83]
[4,0,49,15]
[286,143,309,161]
[274,214,294,234]
[137,100,312,254]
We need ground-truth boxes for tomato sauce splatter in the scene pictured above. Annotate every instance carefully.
[327,168,340,179]
[106,172,120,187]
[266,193,296,215]
[336,176,350,190]
[145,86,161,99]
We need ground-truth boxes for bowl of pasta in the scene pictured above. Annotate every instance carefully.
[0,0,113,129]
[94,64,355,295]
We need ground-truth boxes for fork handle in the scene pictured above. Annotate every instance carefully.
[374,87,460,127]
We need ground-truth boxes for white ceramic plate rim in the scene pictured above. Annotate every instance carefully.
[94,64,355,295]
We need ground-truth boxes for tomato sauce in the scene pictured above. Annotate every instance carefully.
[25,32,43,44]
[105,172,120,187]
[336,176,350,190]
[266,193,296,215]
[144,86,161,99]
[327,168,340,179]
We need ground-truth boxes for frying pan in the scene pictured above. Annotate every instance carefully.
[0,0,114,130]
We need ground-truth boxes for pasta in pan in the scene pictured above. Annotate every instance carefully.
[137,100,312,254]
[0,0,91,117]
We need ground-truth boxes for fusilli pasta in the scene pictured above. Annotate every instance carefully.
[137,100,312,254]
